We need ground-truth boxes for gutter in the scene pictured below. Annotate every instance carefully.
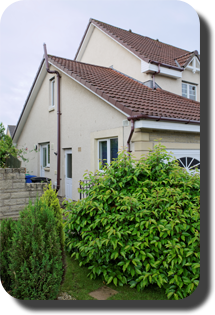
[149,60,184,72]
[126,115,200,153]
[43,43,61,192]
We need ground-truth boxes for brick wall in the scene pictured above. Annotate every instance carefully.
[0,168,47,220]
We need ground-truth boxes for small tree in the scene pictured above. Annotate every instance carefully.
[9,199,63,300]
[0,123,17,168]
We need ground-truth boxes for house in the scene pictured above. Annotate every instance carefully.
[6,125,16,138]
[75,19,200,101]
[12,19,200,202]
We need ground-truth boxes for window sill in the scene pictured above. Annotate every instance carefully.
[49,107,55,112]
[44,167,50,172]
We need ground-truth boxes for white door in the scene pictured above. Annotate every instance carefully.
[166,149,200,173]
[40,143,50,177]
[65,150,72,200]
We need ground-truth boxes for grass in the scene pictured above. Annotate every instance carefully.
[60,253,168,300]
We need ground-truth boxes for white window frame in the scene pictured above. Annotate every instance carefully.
[98,138,118,171]
[50,77,55,107]
[182,82,197,101]
[41,143,50,168]
[166,149,200,174]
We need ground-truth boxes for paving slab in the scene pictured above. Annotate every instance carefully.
[89,286,118,300]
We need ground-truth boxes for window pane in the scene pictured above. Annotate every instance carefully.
[189,85,196,100]
[43,147,47,167]
[67,154,72,178]
[51,80,55,106]
[48,144,50,164]
[182,83,187,98]
[99,141,107,169]
[110,138,118,161]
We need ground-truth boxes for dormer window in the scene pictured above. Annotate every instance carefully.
[182,82,196,101]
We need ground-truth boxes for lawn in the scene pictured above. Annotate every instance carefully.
[60,253,168,300]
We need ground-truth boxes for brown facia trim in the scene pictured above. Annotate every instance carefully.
[149,60,184,71]
[127,114,200,125]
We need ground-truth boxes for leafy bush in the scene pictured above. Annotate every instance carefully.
[0,218,17,291]
[9,199,63,300]
[64,144,200,300]
[40,183,65,251]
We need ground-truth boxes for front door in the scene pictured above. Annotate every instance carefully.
[65,150,72,200]
[40,143,50,177]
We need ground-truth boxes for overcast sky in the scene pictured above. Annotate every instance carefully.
[0,0,200,130]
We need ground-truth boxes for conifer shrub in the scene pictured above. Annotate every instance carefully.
[9,199,63,300]
[40,183,65,251]
[64,144,200,300]
[0,218,17,291]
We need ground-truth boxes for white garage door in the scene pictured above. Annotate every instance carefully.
[166,150,200,173]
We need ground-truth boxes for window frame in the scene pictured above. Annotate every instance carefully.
[98,137,118,171]
[50,77,55,107]
[182,82,197,101]
[41,143,50,168]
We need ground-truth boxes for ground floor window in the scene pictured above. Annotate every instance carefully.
[40,143,50,177]
[98,138,118,170]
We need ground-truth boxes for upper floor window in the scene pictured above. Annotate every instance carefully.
[98,138,118,170]
[50,77,55,107]
[182,82,196,101]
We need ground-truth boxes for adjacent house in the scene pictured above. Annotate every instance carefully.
[6,125,16,138]
[12,19,200,202]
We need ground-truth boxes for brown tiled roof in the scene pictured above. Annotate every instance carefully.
[49,55,200,122]
[75,19,200,70]
[175,51,200,67]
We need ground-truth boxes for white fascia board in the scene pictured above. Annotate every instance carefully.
[92,23,142,62]
[13,62,47,144]
[135,119,200,133]
[141,60,182,79]
[185,56,200,73]
[76,24,95,61]
[48,61,129,118]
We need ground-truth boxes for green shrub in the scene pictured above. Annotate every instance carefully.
[40,183,65,251]
[9,199,63,300]
[0,218,17,291]
[64,144,200,300]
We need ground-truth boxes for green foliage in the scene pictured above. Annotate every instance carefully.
[0,218,17,291]
[0,123,18,168]
[40,183,65,251]
[64,144,200,300]
[9,199,63,300]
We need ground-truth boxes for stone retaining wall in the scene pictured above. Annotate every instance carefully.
[0,168,47,220]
